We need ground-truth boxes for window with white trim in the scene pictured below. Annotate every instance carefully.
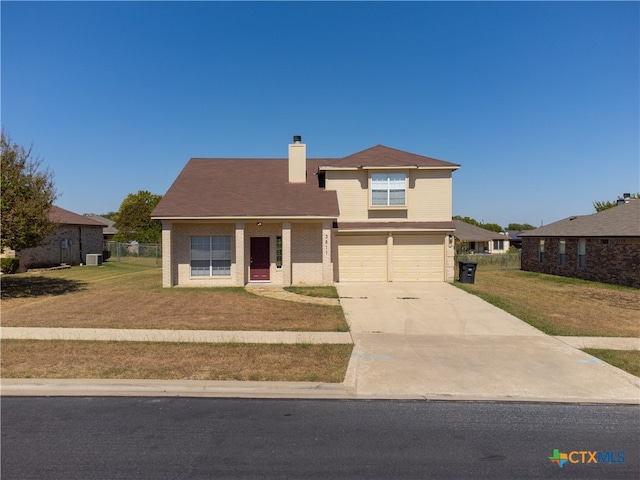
[371,173,406,206]
[493,239,504,250]
[191,236,231,276]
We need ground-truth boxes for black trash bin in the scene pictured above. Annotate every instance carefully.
[458,261,477,284]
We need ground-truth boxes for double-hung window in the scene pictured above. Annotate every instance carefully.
[371,173,406,206]
[191,236,231,276]
[558,239,566,267]
[538,239,545,263]
[578,239,586,269]
[493,239,504,251]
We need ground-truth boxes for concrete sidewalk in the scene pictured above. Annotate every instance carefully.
[0,327,352,344]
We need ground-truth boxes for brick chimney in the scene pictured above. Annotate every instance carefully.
[288,135,306,183]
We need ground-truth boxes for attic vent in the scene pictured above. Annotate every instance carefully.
[569,216,578,221]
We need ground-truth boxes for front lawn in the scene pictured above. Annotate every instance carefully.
[455,266,639,337]
[1,262,349,332]
[0,340,353,382]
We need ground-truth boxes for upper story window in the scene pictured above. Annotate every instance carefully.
[371,173,406,207]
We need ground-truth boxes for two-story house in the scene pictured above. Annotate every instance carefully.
[151,137,460,287]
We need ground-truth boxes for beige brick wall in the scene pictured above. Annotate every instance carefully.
[291,223,326,285]
[168,221,331,287]
[16,225,103,271]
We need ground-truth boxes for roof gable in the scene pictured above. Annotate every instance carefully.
[520,200,640,237]
[48,206,105,227]
[322,145,460,169]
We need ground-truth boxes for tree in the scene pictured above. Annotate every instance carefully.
[593,194,639,212]
[453,215,480,227]
[1,130,57,251]
[113,190,162,243]
[480,222,504,233]
[507,223,535,231]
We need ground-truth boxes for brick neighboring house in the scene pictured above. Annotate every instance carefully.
[519,198,640,288]
[84,214,118,241]
[7,206,105,272]
[453,220,510,254]
[151,137,460,287]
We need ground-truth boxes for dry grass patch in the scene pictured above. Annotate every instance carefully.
[1,262,348,332]
[582,349,640,378]
[284,286,339,298]
[0,340,353,382]
[456,267,639,337]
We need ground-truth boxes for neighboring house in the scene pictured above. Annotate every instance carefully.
[151,137,460,287]
[9,206,105,272]
[506,230,524,249]
[84,214,118,241]
[519,198,640,288]
[453,220,510,254]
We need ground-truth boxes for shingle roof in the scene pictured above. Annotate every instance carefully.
[152,145,459,219]
[152,158,340,218]
[519,200,640,237]
[84,214,118,234]
[319,145,460,169]
[453,220,506,241]
[48,206,105,227]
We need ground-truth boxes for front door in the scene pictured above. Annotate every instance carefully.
[250,237,270,281]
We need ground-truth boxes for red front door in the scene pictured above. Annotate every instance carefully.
[250,237,270,281]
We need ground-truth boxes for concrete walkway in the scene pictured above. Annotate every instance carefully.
[245,284,340,305]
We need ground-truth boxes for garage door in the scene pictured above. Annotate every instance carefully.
[338,235,387,282]
[392,235,444,281]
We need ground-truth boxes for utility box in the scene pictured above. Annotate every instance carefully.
[86,253,103,266]
[458,261,477,284]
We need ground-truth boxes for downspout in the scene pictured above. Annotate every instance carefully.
[78,226,83,265]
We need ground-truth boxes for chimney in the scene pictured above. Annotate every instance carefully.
[288,135,306,183]
[623,193,631,204]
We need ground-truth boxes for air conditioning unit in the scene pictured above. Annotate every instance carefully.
[86,253,103,266]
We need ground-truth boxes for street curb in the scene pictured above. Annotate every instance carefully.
[2,379,639,404]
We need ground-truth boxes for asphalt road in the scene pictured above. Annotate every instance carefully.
[2,398,638,479]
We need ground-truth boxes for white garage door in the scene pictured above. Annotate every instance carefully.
[338,235,387,282]
[392,235,444,282]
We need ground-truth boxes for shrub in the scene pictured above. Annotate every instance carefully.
[1,257,20,274]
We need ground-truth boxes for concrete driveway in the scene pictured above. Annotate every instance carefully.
[337,283,640,403]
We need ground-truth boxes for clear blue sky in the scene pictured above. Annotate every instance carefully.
[2,1,638,228]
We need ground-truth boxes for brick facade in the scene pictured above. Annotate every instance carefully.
[16,225,104,272]
[163,220,330,287]
[521,236,640,288]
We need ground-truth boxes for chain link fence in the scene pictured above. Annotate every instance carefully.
[455,252,521,271]
[103,241,162,267]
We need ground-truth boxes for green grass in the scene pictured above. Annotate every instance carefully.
[582,349,640,377]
